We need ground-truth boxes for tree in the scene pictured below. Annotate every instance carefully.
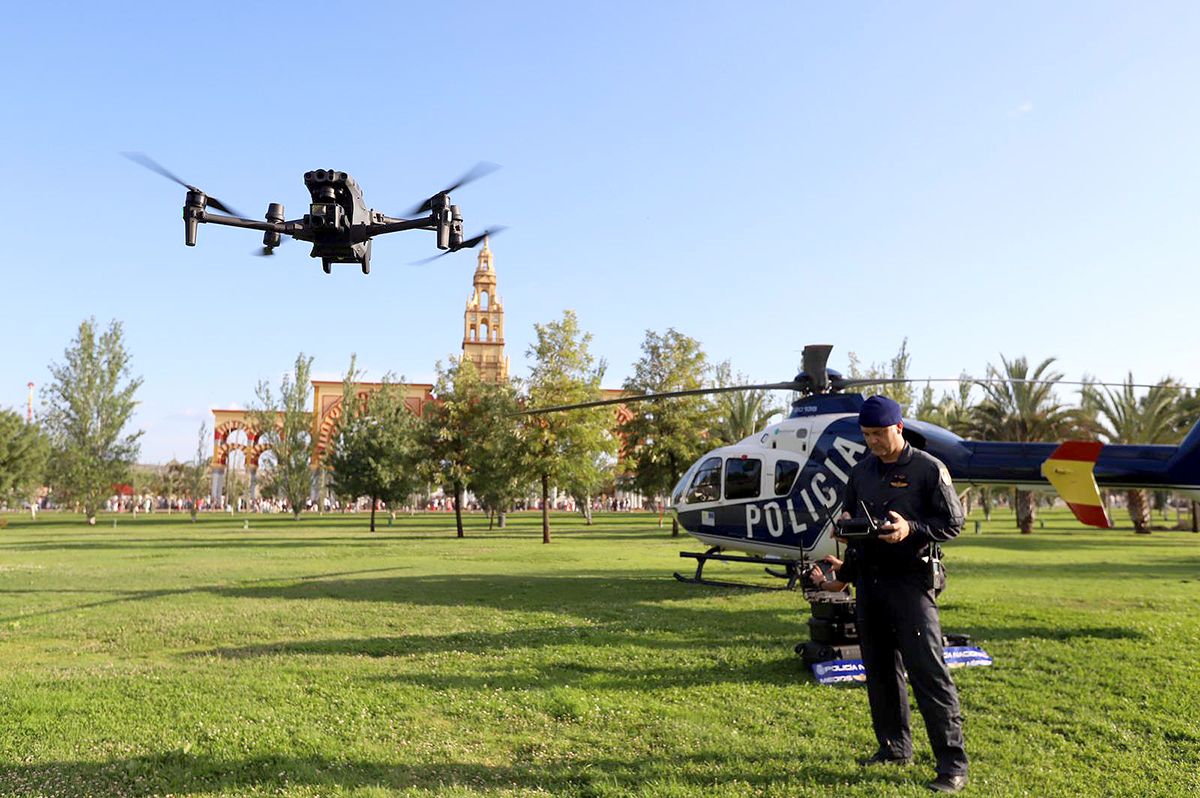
[968,355,1085,533]
[328,357,423,532]
[181,423,211,521]
[252,353,314,520]
[914,376,974,436]
[622,329,716,535]
[466,378,532,529]
[710,360,784,446]
[420,357,488,538]
[525,311,617,543]
[916,377,986,516]
[42,318,143,522]
[1083,374,1183,533]
[0,409,49,509]
[846,338,914,414]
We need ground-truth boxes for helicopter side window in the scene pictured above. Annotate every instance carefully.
[774,460,800,496]
[685,457,722,504]
[724,458,762,501]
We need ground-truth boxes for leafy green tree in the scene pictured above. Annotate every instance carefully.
[916,377,989,516]
[329,357,423,532]
[710,360,784,446]
[622,329,715,536]
[252,353,314,520]
[968,355,1085,533]
[525,311,617,544]
[181,423,211,521]
[0,409,49,508]
[420,357,488,538]
[42,318,143,522]
[847,338,914,414]
[467,378,532,529]
[915,376,974,436]
[1083,375,1183,533]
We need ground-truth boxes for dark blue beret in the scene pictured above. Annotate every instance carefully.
[859,395,902,427]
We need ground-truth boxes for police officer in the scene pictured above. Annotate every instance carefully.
[813,395,968,793]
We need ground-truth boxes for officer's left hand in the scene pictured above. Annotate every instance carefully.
[877,511,910,544]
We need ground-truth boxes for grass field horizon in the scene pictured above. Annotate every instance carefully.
[0,509,1196,797]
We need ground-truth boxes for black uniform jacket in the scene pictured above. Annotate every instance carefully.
[839,444,964,580]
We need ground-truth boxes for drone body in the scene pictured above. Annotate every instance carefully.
[129,153,500,274]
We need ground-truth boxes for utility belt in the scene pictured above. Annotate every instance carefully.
[859,543,946,593]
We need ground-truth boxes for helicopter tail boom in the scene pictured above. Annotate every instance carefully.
[1166,417,1200,499]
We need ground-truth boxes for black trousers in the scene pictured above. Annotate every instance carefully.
[856,571,968,776]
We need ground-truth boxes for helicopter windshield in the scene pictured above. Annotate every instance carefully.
[680,457,722,505]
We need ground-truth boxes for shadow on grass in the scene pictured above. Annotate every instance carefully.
[957,532,1200,553]
[950,559,1199,581]
[0,750,906,797]
[959,624,1145,642]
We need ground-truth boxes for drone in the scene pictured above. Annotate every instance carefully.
[529,344,1200,588]
[125,153,502,275]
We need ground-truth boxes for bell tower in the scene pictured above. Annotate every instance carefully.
[462,237,509,383]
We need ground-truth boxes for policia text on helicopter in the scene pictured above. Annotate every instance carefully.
[809,395,969,794]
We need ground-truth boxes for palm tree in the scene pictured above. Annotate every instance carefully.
[1083,374,1184,534]
[968,355,1086,533]
[710,361,784,446]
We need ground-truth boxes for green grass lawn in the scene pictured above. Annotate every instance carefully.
[0,508,1196,797]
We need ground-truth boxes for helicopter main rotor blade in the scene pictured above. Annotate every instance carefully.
[406,161,500,216]
[522,382,800,415]
[122,151,244,218]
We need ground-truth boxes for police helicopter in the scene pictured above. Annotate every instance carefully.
[125,153,502,275]
[528,344,1200,589]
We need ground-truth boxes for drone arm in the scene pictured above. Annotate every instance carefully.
[366,216,437,237]
[197,211,289,234]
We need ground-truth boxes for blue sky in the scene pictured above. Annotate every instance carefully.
[3,2,1198,462]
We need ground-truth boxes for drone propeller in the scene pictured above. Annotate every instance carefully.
[404,162,499,216]
[252,237,291,257]
[122,151,244,217]
[410,226,507,265]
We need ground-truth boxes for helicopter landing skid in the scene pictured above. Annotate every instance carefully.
[674,547,803,590]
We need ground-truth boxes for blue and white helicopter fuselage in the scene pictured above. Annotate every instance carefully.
[670,390,1200,565]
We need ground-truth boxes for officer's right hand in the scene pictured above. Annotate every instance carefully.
[821,554,843,569]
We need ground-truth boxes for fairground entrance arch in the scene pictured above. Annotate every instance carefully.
[210,380,434,505]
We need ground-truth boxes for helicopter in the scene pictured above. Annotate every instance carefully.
[124,153,502,275]
[528,344,1200,588]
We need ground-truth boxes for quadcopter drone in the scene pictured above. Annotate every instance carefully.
[125,153,502,275]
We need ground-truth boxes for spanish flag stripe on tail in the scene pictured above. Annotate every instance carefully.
[1040,441,1113,528]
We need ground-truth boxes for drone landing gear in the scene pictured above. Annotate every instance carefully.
[674,547,803,590]
[322,260,332,274]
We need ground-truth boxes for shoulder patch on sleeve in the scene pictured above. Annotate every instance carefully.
[939,465,952,486]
